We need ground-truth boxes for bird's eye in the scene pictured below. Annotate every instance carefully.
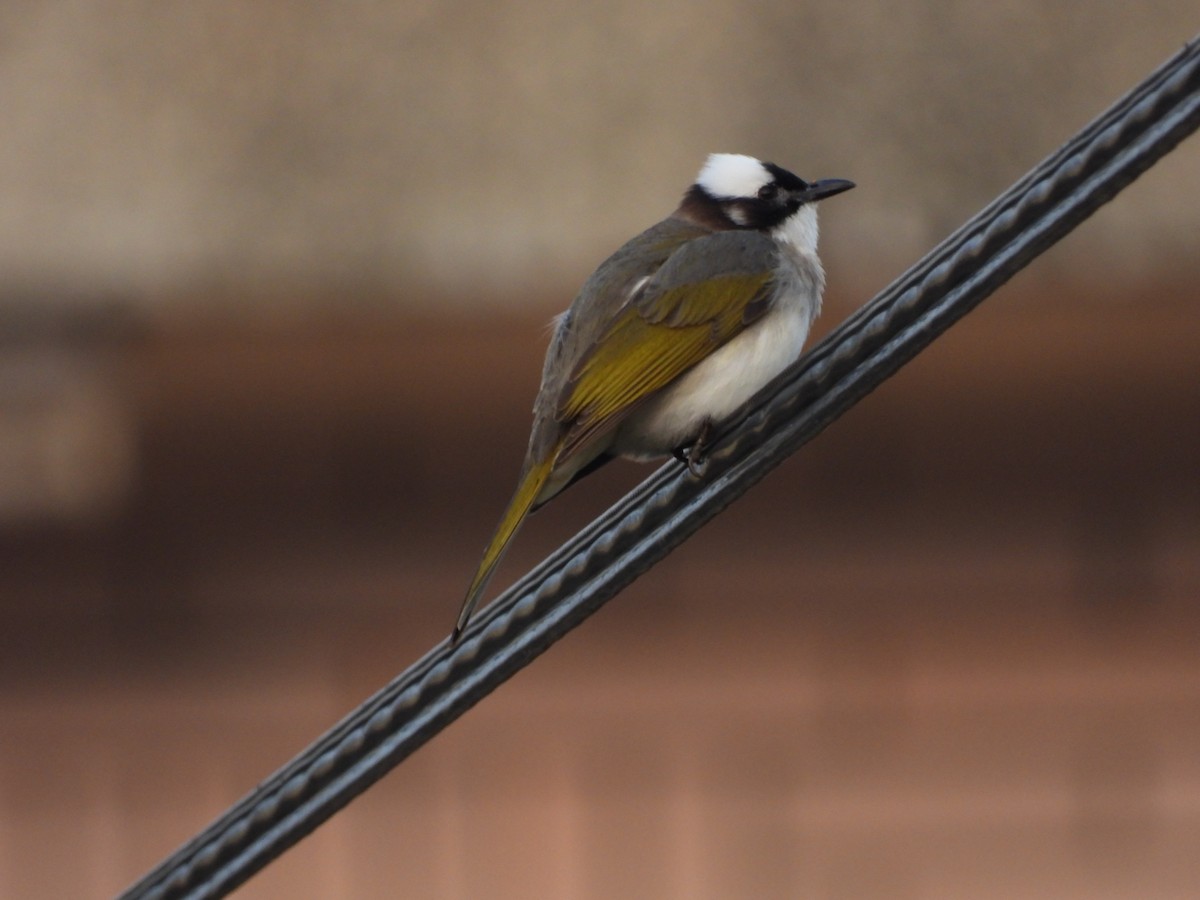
[757,183,779,201]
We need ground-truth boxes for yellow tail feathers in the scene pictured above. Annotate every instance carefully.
[453,456,556,641]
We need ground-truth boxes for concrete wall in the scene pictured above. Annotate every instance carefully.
[1,3,1196,308]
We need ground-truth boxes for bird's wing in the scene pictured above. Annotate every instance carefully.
[555,229,778,460]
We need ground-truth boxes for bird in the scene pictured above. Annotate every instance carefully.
[453,153,853,641]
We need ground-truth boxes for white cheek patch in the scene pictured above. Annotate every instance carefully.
[726,204,749,227]
[695,153,770,199]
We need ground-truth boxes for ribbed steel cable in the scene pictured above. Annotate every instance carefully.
[122,36,1200,900]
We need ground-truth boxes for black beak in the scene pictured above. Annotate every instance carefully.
[800,178,856,202]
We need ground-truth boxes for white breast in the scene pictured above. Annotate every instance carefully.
[614,261,822,458]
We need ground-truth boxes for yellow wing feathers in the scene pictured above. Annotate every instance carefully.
[557,270,773,457]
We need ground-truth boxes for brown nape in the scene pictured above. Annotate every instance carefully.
[673,185,738,231]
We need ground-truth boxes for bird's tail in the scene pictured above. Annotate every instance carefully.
[453,455,556,642]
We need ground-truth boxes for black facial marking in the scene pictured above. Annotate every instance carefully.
[763,162,808,193]
[722,162,810,231]
[679,160,813,232]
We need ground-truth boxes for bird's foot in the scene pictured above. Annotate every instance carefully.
[672,420,714,478]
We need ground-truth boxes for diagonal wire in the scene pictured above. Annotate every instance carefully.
[122,35,1200,900]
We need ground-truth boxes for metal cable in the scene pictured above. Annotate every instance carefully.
[121,36,1200,900]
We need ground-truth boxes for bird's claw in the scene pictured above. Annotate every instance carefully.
[673,420,714,479]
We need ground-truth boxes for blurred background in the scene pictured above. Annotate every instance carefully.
[1,3,1198,898]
